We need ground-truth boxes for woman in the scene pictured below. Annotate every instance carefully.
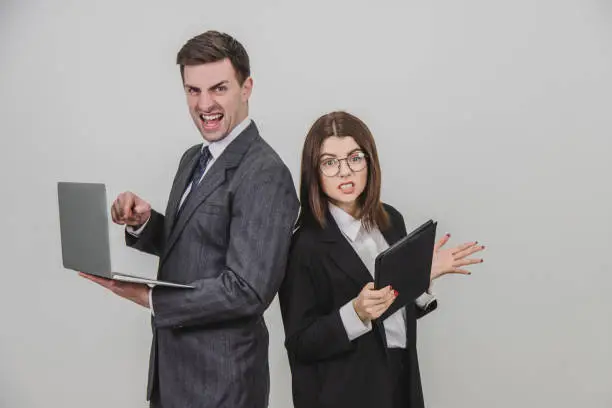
[279,111,485,408]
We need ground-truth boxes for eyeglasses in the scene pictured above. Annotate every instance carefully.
[319,151,368,177]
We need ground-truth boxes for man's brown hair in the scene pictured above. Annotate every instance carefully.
[176,30,250,84]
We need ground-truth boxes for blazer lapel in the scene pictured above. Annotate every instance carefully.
[319,210,406,288]
[161,122,260,262]
[164,149,201,238]
[319,212,373,287]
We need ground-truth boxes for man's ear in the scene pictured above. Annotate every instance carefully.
[241,77,253,101]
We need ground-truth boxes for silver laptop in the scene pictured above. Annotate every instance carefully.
[57,181,193,289]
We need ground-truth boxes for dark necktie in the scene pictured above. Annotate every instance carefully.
[175,146,212,219]
[189,146,212,190]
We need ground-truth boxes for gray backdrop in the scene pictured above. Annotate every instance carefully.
[1,0,610,407]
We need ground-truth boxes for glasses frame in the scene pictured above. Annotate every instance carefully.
[319,151,368,177]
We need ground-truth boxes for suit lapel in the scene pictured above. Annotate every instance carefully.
[164,149,201,238]
[319,212,373,287]
[161,122,259,262]
[319,210,405,287]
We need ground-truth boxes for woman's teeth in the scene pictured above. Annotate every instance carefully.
[339,183,354,190]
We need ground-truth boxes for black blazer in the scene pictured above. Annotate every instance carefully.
[279,204,437,408]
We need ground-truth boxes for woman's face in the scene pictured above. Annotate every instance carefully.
[319,136,368,215]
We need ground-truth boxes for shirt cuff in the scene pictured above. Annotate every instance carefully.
[415,291,436,309]
[339,299,372,341]
[126,217,150,237]
[149,287,155,316]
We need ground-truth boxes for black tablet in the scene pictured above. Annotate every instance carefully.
[374,219,437,318]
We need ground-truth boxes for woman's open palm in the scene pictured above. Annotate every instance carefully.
[430,234,485,281]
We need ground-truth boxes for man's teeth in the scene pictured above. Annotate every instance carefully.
[200,113,223,122]
[340,183,354,190]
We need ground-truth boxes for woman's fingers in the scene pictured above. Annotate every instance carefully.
[454,243,485,259]
[362,282,375,291]
[363,289,395,306]
[363,285,392,300]
[356,283,401,321]
[450,268,472,275]
[434,233,451,252]
[453,257,484,267]
[370,296,397,319]
[451,241,479,256]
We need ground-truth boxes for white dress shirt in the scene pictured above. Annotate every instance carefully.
[330,203,436,349]
[127,116,253,314]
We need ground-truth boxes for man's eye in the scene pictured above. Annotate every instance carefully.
[187,88,199,95]
[216,86,227,92]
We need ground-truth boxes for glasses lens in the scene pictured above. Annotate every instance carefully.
[320,158,339,176]
[347,152,367,172]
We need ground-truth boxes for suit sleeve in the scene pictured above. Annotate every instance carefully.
[150,164,299,329]
[125,209,165,257]
[416,298,437,318]
[279,240,357,364]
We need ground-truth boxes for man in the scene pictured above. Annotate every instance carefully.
[81,30,299,408]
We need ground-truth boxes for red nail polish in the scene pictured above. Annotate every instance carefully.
[394,290,399,297]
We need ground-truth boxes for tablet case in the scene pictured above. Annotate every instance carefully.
[374,219,437,319]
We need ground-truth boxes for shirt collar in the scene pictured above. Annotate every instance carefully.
[328,203,363,243]
[202,116,252,159]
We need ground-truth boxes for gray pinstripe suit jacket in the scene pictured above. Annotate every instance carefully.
[126,122,299,408]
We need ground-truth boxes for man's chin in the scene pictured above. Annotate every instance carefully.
[200,129,228,143]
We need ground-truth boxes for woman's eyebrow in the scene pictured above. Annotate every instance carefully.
[320,148,361,159]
